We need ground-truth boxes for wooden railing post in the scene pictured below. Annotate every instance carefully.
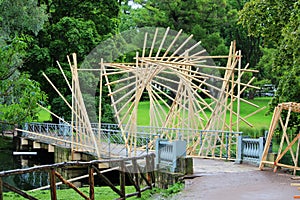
[0,177,3,200]
[120,160,126,199]
[89,166,95,200]
[49,168,57,200]
[132,158,141,198]
[146,155,152,189]
[151,154,155,186]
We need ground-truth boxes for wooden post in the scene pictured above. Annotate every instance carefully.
[132,158,141,198]
[120,161,126,199]
[89,166,95,200]
[146,156,152,189]
[49,168,57,200]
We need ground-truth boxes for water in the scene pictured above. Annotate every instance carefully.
[0,136,51,191]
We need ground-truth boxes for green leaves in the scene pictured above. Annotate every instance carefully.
[0,0,48,36]
[0,73,47,125]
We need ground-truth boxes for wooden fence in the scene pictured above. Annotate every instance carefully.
[0,153,155,200]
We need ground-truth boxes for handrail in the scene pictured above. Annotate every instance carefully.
[0,153,156,200]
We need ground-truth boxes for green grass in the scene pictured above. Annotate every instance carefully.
[2,183,184,200]
[36,97,273,136]
[136,97,273,135]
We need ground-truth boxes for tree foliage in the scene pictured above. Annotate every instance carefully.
[239,0,300,102]
[0,0,47,125]
[22,0,121,122]
[240,0,300,130]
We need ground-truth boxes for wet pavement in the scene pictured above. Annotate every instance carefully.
[172,158,299,200]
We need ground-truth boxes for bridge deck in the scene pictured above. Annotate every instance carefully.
[174,158,298,200]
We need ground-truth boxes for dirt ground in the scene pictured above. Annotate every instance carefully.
[171,158,299,200]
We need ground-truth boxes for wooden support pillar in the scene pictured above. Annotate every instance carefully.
[120,161,126,199]
[89,166,95,200]
[49,168,57,200]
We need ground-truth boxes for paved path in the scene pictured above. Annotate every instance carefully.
[173,158,299,200]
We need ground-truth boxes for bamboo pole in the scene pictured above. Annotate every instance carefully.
[259,106,281,170]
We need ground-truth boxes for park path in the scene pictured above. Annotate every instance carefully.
[172,158,299,200]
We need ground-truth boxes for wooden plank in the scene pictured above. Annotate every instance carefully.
[49,169,57,200]
[55,171,89,200]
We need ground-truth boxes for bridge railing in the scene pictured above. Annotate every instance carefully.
[155,139,187,172]
[237,136,265,166]
[0,153,156,200]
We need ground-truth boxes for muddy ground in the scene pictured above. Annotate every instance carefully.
[170,158,299,200]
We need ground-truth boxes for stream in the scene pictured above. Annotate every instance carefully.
[0,136,50,191]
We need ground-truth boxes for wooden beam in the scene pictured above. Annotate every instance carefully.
[55,171,90,200]
[92,165,123,197]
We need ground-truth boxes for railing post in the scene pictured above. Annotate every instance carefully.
[108,131,111,158]
[119,161,126,199]
[49,168,57,200]
[259,137,264,164]
[146,137,149,154]
[225,132,229,159]
[132,158,141,198]
[236,135,243,164]
[146,155,152,189]
[155,138,160,169]
[89,166,95,200]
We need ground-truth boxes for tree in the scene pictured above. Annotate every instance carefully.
[0,0,48,126]
[239,0,300,130]
[22,0,121,122]
[239,0,300,101]
[120,0,229,56]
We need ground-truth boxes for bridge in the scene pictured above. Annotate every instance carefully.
[17,122,158,159]
[16,122,266,167]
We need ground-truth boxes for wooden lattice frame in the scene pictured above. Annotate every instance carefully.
[260,102,300,175]
[99,28,264,158]
[35,28,264,159]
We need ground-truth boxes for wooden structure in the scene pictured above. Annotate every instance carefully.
[260,102,300,175]
[22,27,264,159]
[0,154,155,200]
[100,28,263,159]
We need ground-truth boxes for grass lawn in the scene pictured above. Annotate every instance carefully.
[136,97,273,136]
[3,183,183,200]
[36,97,273,137]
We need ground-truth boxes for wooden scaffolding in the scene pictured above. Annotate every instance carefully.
[260,102,300,175]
